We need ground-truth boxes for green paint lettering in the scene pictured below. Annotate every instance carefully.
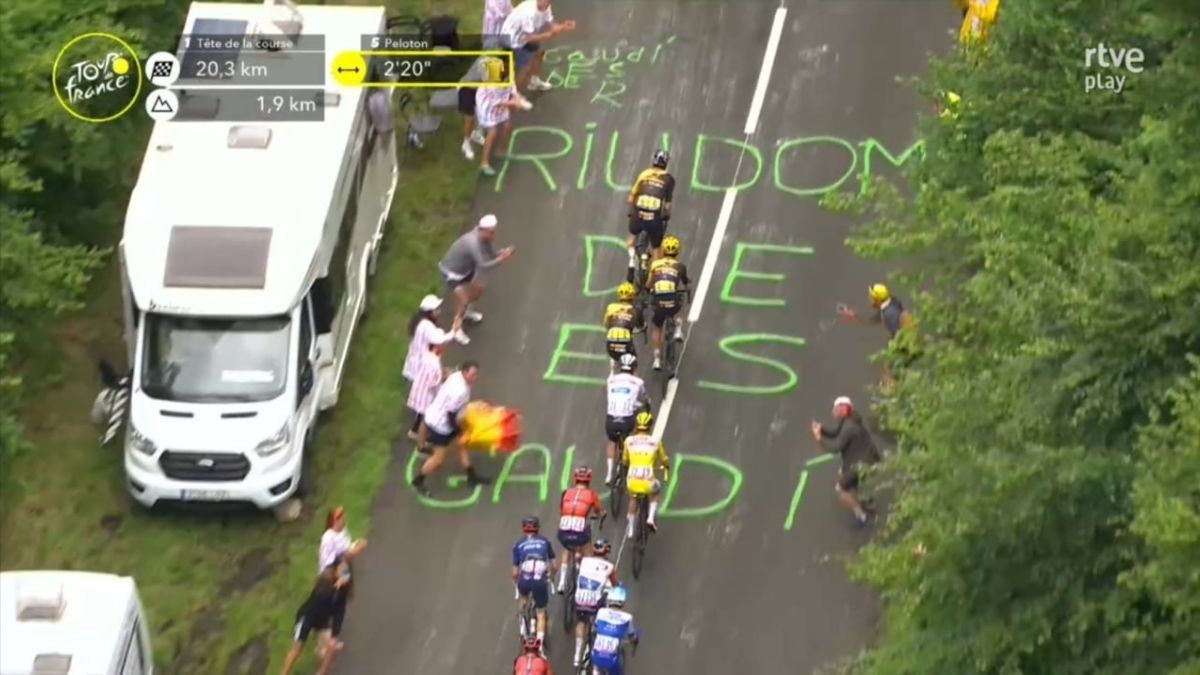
[492,444,552,503]
[543,323,608,387]
[559,445,576,491]
[691,134,762,193]
[774,136,857,197]
[605,131,671,192]
[565,60,595,89]
[601,47,621,62]
[405,453,482,509]
[626,46,645,63]
[651,36,676,64]
[577,122,597,190]
[783,454,836,530]
[544,47,564,65]
[544,69,566,88]
[719,243,814,307]
[496,126,574,193]
[859,138,925,196]
[607,61,626,79]
[583,235,627,297]
[592,79,626,108]
[659,453,744,518]
[698,334,807,395]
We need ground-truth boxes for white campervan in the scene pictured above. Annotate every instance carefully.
[116,0,398,509]
[0,571,153,675]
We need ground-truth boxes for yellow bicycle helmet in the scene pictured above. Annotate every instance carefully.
[617,282,637,302]
[635,410,653,430]
[868,284,890,304]
[662,235,681,257]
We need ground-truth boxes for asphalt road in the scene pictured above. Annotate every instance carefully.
[336,2,949,673]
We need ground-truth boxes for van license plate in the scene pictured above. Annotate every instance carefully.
[180,490,228,501]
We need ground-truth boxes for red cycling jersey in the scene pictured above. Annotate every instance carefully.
[513,653,552,675]
[559,486,601,519]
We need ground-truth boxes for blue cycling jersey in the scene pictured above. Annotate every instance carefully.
[512,535,556,582]
[592,607,638,672]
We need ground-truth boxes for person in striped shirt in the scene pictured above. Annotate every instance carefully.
[407,340,446,451]
[411,362,490,496]
[482,0,514,49]
[474,63,527,176]
[402,296,458,440]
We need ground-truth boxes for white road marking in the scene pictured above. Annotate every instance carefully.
[744,6,789,136]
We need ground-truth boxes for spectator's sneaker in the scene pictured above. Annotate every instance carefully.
[514,94,534,111]
[407,429,420,441]
[529,76,553,91]
[480,165,496,177]
[470,128,485,145]
[461,139,475,160]
[464,309,484,323]
[453,329,471,345]
[853,512,869,527]
[653,355,662,371]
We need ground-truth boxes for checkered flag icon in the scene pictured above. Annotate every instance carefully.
[151,61,173,78]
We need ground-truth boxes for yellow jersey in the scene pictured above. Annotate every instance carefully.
[622,432,668,494]
[604,301,637,344]
[628,168,675,219]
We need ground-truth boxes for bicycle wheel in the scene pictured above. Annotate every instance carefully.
[631,497,648,579]
[561,555,576,633]
[609,464,625,519]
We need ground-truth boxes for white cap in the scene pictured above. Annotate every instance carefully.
[833,396,853,409]
[478,214,498,230]
[419,294,442,312]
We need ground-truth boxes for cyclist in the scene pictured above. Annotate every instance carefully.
[572,539,619,668]
[644,235,691,371]
[620,411,670,538]
[590,584,640,675]
[513,636,553,675]
[603,283,640,371]
[604,353,650,485]
[512,516,558,651]
[556,466,604,593]
[625,149,676,282]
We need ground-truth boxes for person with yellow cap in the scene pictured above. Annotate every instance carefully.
[457,56,508,160]
[840,283,912,340]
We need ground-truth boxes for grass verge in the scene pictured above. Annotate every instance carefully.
[0,1,478,670]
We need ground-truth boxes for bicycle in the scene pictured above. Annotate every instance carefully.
[575,611,599,674]
[559,514,604,633]
[516,583,551,653]
[608,461,627,524]
[655,288,692,394]
[629,492,653,579]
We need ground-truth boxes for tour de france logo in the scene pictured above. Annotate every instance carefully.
[52,32,143,123]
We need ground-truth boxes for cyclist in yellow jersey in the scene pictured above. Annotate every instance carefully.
[645,235,691,371]
[603,283,640,371]
[625,149,676,282]
[621,411,670,536]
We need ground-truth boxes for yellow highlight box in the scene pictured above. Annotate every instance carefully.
[331,50,515,88]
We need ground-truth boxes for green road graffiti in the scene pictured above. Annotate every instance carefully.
[696,334,807,395]
[407,441,832,530]
[496,124,923,198]
[720,243,815,307]
[542,37,678,109]
[583,235,626,297]
[543,323,608,386]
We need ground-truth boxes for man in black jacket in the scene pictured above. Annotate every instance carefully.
[810,396,882,525]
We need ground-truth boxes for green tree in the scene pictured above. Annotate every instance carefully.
[0,0,189,464]
[830,1,1200,673]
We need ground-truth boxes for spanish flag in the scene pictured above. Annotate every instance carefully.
[460,401,522,453]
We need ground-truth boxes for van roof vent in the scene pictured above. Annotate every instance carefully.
[16,583,65,621]
[253,0,304,49]
[32,654,72,675]
[228,125,272,149]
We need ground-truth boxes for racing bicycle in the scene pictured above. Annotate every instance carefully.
[575,611,599,674]
[560,513,604,633]
[629,490,654,579]
[608,461,627,525]
[517,584,550,654]
[656,288,693,395]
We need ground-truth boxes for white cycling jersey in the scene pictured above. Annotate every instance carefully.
[574,556,614,610]
[606,373,646,418]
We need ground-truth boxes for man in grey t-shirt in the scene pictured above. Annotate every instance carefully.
[438,214,515,344]
[810,396,882,525]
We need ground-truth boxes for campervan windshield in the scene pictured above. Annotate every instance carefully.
[140,314,291,403]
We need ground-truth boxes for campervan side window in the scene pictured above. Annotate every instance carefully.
[324,101,375,319]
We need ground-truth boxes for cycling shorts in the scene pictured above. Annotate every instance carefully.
[557,528,591,550]
[650,303,681,327]
[517,576,550,609]
[626,476,661,497]
[628,216,666,249]
[605,415,635,443]
[606,339,636,362]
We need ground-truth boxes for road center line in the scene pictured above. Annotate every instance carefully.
[655,5,787,447]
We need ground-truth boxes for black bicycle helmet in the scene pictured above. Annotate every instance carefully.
[652,149,670,169]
